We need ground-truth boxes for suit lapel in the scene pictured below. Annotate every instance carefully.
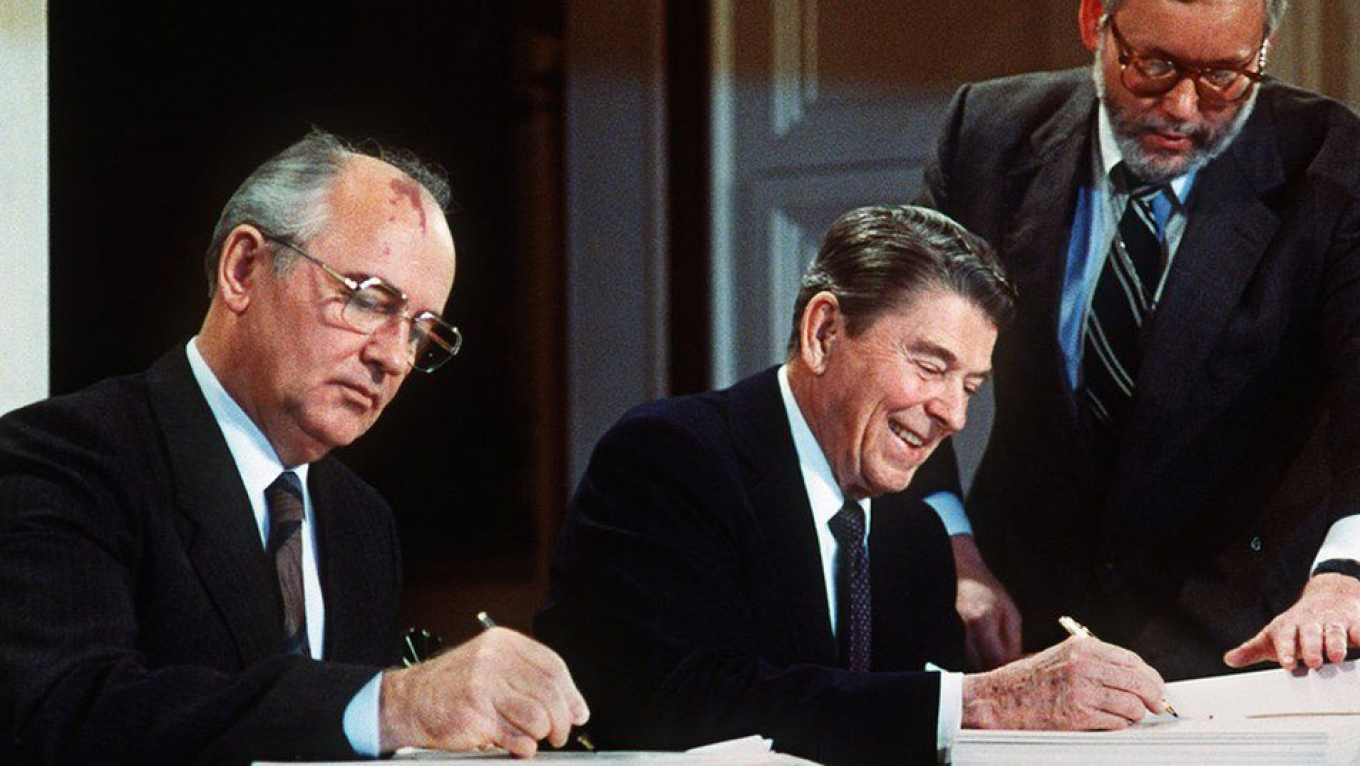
[1113,101,1286,533]
[999,81,1100,476]
[145,349,284,666]
[308,459,390,662]
[867,493,915,670]
[730,368,838,666]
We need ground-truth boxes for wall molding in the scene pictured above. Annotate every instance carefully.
[771,0,819,136]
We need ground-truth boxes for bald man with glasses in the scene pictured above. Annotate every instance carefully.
[0,130,587,766]
[915,0,1360,682]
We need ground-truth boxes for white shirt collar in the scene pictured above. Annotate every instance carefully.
[776,365,869,528]
[185,338,310,543]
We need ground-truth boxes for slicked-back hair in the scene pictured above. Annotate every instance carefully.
[787,205,1016,355]
[1100,0,1288,37]
[203,128,453,295]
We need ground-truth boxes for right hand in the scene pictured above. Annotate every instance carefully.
[961,636,1165,730]
[379,626,590,756]
[952,534,1023,670]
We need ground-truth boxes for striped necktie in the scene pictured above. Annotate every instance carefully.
[1082,165,1171,462]
[266,471,310,657]
[829,500,871,672]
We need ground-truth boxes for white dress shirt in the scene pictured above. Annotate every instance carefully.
[777,365,963,751]
[185,338,382,754]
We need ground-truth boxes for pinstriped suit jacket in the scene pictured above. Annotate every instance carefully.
[0,348,402,765]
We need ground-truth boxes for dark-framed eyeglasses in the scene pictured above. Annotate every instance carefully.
[258,232,463,373]
[1107,15,1267,106]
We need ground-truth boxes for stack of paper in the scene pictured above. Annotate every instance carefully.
[255,734,824,766]
[951,661,1360,766]
[393,734,800,764]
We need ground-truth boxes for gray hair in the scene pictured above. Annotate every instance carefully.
[203,128,452,295]
[1099,0,1288,37]
[787,205,1016,355]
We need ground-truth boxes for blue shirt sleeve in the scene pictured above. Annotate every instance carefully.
[924,491,973,536]
[343,671,384,756]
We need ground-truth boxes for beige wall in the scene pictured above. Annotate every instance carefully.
[1271,2,1360,109]
[0,0,48,414]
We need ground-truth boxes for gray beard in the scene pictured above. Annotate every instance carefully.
[1091,44,1258,184]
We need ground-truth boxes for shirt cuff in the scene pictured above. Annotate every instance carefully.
[924,491,973,536]
[935,668,963,755]
[1312,515,1360,570]
[343,671,384,756]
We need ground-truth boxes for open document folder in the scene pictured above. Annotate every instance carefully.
[951,660,1360,766]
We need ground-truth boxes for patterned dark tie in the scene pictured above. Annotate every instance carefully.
[1082,165,1170,460]
[829,500,871,672]
[266,471,310,657]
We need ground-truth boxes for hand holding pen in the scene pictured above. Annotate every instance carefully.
[478,612,595,751]
[1060,615,1178,718]
[378,612,591,756]
[962,617,1169,730]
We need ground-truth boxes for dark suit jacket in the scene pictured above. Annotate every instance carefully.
[917,69,1360,678]
[0,348,402,765]
[536,367,965,766]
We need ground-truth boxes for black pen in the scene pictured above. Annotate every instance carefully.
[1060,615,1179,718]
[477,611,596,751]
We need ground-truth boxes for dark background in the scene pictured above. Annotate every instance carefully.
[48,1,561,566]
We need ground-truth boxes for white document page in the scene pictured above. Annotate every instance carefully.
[951,661,1360,766]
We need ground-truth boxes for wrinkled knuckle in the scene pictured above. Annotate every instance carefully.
[464,672,493,701]
[521,707,551,740]
[431,708,480,747]
[544,651,572,679]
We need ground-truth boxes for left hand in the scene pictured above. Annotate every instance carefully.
[1224,573,1360,670]
[951,534,1024,670]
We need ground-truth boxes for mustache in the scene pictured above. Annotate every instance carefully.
[1128,113,1213,143]
[1115,111,1213,146]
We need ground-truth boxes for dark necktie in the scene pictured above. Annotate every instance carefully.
[266,471,310,657]
[829,500,871,672]
[1082,166,1170,459]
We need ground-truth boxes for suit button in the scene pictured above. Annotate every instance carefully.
[1250,536,1263,552]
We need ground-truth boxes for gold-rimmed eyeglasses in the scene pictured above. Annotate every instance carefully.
[1107,15,1267,106]
[259,232,463,373]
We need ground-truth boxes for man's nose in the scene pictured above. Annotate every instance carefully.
[1160,75,1202,123]
[362,319,409,376]
[929,382,969,435]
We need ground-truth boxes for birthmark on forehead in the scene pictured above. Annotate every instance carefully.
[389,178,428,232]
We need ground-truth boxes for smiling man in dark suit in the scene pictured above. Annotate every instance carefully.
[916,0,1360,679]
[0,130,587,765]
[538,205,1168,766]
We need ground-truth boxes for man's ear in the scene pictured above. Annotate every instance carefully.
[1078,0,1105,52]
[215,225,270,313]
[797,292,842,375]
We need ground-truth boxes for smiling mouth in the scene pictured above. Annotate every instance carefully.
[889,421,928,449]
